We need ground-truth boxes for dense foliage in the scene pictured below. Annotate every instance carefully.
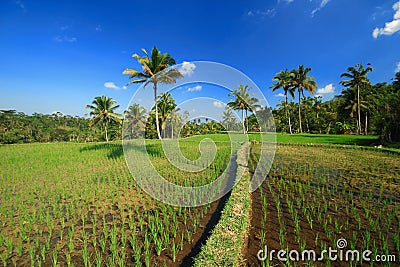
[0,111,93,143]
[1,67,399,144]
[272,69,400,142]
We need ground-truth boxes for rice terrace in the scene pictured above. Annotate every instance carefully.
[1,1,400,266]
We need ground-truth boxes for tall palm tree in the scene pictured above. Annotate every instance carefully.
[340,63,373,135]
[313,96,324,134]
[124,104,147,139]
[271,69,295,134]
[341,88,367,130]
[221,107,237,131]
[227,85,260,134]
[155,92,177,138]
[86,96,122,142]
[123,46,182,139]
[291,65,317,133]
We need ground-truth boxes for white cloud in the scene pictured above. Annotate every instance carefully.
[373,1,400,38]
[314,94,323,98]
[54,35,77,43]
[104,82,126,90]
[396,62,400,72]
[179,61,196,76]
[317,83,335,94]
[247,8,276,18]
[187,85,202,92]
[311,0,331,16]
[95,25,102,32]
[275,93,285,97]
[15,0,26,11]
[212,101,224,108]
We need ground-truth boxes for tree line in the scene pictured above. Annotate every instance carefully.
[1,46,399,143]
[271,64,400,141]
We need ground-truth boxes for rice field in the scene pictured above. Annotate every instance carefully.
[0,136,399,267]
[0,141,232,266]
[246,143,399,266]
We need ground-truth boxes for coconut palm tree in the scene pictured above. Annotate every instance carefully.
[86,96,122,142]
[227,85,260,134]
[221,107,237,131]
[155,92,177,138]
[290,65,317,133]
[271,69,295,134]
[123,46,182,139]
[123,104,147,139]
[340,63,373,135]
[341,88,367,130]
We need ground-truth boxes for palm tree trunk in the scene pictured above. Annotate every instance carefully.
[104,121,108,142]
[316,112,321,134]
[365,111,368,135]
[285,94,292,135]
[357,85,362,135]
[242,109,245,134]
[154,82,162,140]
[246,109,248,133]
[298,89,302,133]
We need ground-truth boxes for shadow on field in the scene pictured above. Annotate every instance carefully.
[79,142,170,159]
[79,143,123,159]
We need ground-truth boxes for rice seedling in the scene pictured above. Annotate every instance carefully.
[247,142,399,266]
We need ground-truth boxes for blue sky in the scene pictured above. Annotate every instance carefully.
[1,0,399,117]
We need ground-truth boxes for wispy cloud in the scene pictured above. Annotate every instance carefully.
[104,82,126,90]
[54,36,77,43]
[179,61,196,77]
[277,0,295,4]
[15,0,26,12]
[275,93,285,97]
[187,85,202,92]
[95,25,102,32]
[213,101,224,108]
[317,83,335,94]
[372,1,400,38]
[396,62,400,72]
[311,0,331,17]
[247,8,276,18]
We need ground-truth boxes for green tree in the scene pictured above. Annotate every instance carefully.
[221,107,238,131]
[340,63,373,134]
[227,85,260,133]
[123,46,182,140]
[123,104,147,139]
[155,92,177,138]
[86,96,122,142]
[271,69,295,134]
[290,65,317,133]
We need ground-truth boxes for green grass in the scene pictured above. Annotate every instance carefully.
[186,132,383,146]
[271,132,379,146]
[0,140,232,266]
[194,143,251,266]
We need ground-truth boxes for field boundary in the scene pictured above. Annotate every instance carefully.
[193,143,252,266]
[272,141,400,155]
